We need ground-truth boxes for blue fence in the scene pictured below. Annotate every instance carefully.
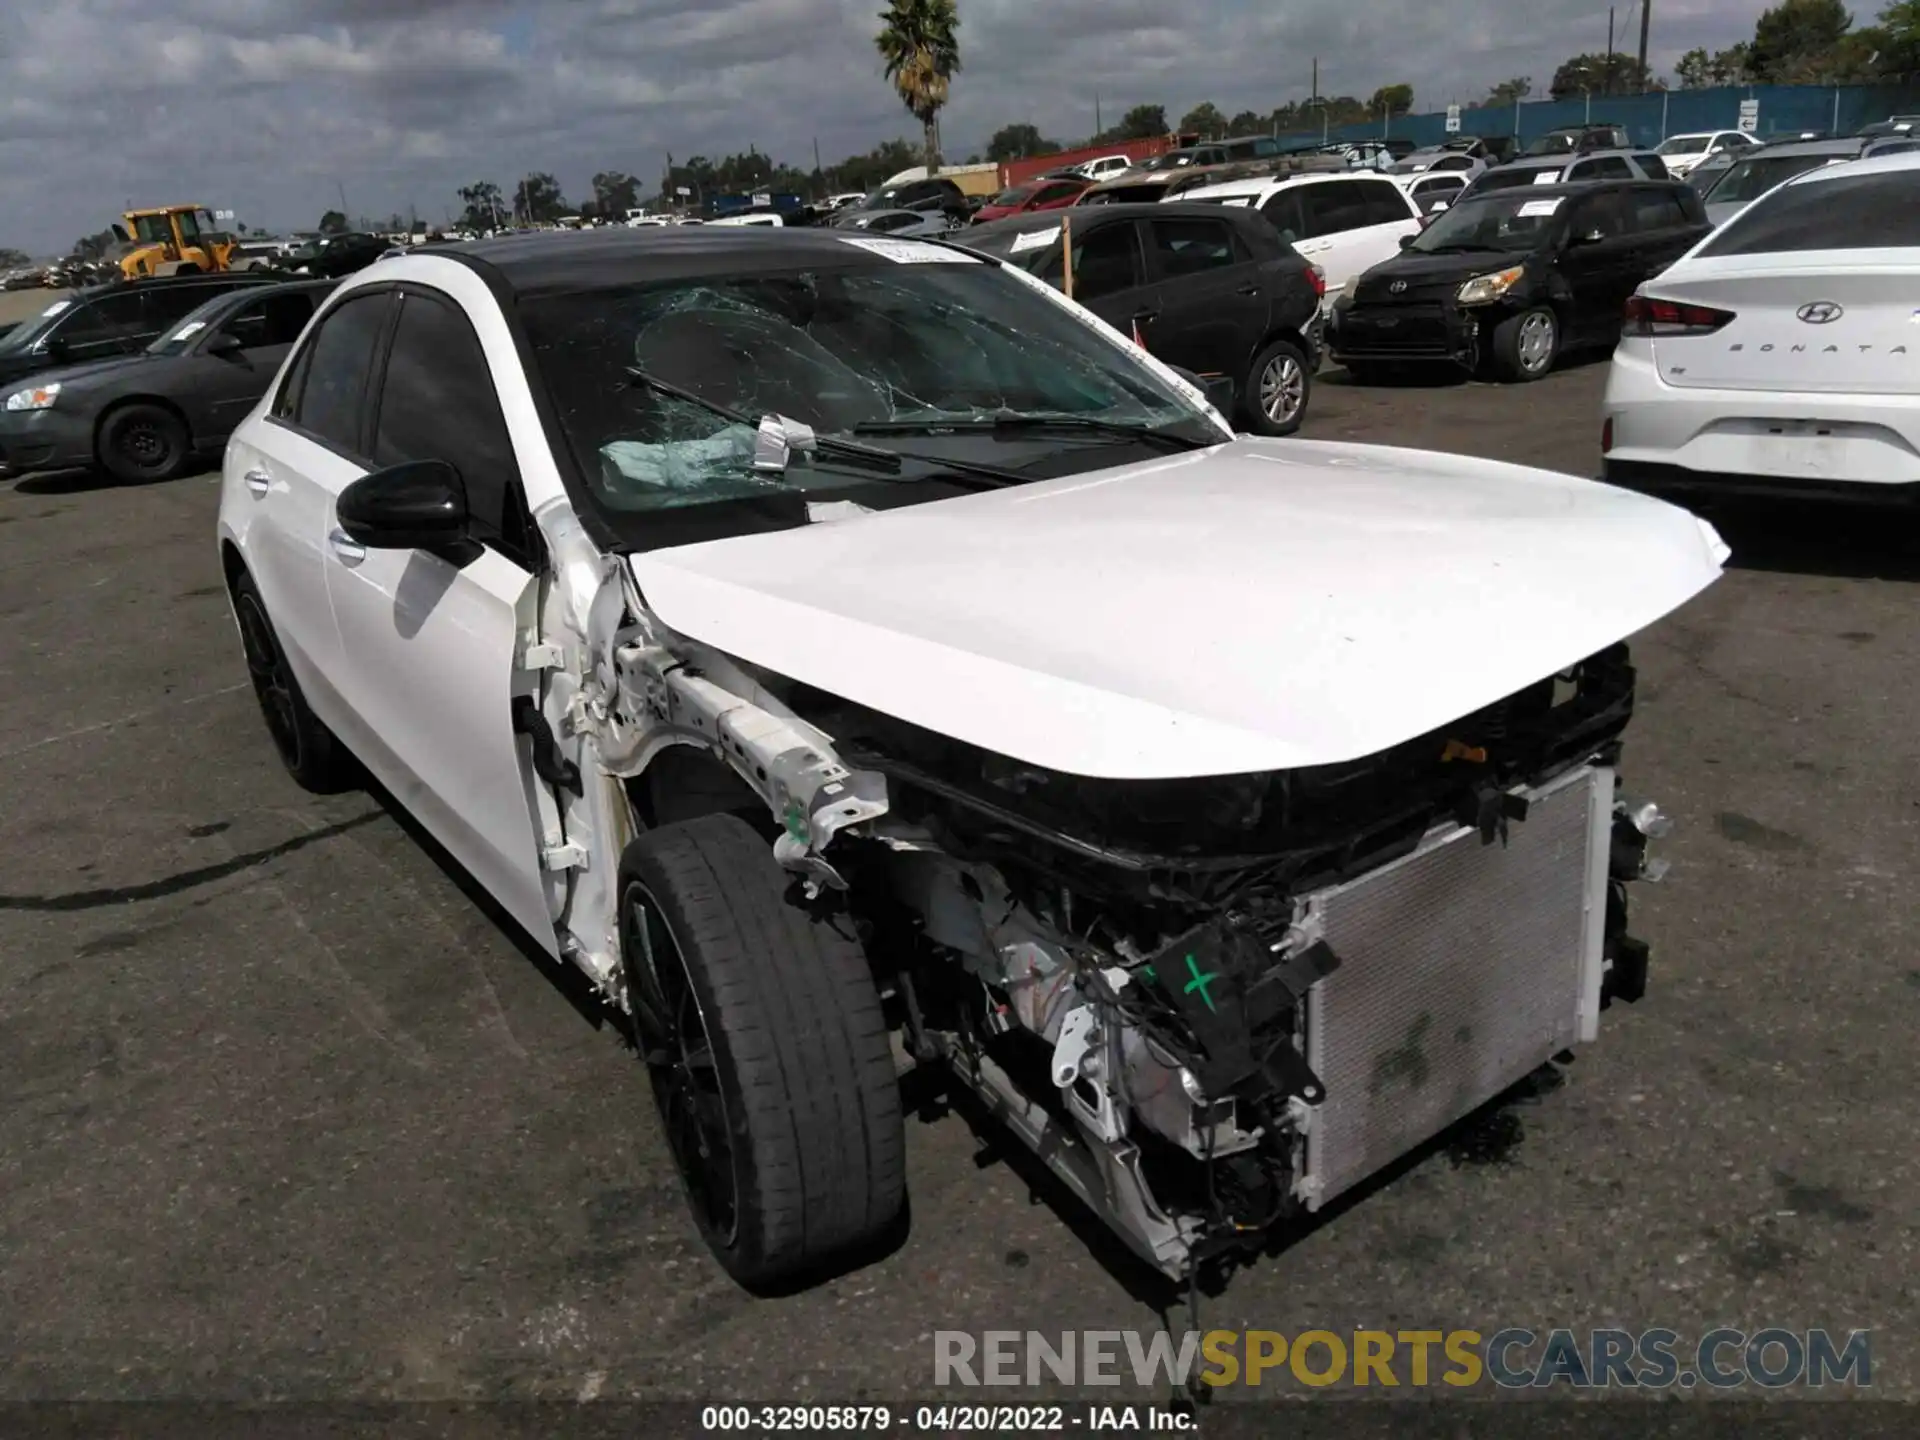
[1304,83,1920,150]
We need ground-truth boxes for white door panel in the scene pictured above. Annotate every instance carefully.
[228,425,354,714]
[323,534,555,954]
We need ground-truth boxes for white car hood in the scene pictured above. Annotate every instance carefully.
[628,439,1726,780]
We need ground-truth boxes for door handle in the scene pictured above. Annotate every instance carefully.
[327,528,367,567]
[243,468,270,498]
[1131,307,1160,322]
[1235,283,1261,296]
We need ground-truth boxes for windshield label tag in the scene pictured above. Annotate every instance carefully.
[1518,198,1563,217]
[838,235,978,263]
[172,320,207,342]
[1009,226,1064,253]
[1533,170,1562,185]
[40,299,72,316]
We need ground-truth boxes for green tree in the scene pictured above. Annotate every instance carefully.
[457,180,506,229]
[986,123,1057,161]
[1486,75,1532,104]
[592,171,641,217]
[1674,47,1714,85]
[1368,83,1414,117]
[1878,0,1920,72]
[514,172,567,223]
[1708,42,1754,81]
[318,209,349,234]
[1117,103,1168,139]
[876,0,962,176]
[1226,109,1268,136]
[1549,51,1657,97]
[1179,102,1226,136]
[1749,0,1851,79]
[0,247,30,269]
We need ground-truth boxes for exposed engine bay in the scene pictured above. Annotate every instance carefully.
[539,531,1673,1280]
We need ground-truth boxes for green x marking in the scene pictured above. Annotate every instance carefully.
[1183,952,1222,1012]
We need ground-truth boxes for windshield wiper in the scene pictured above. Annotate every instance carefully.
[853,414,1209,452]
[623,366,902,474]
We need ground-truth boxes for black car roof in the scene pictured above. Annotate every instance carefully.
[435,225,992,296]
[71,272,276,302]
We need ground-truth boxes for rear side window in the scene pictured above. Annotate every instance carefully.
[224,291,318,350]
[1356,178,1414,223]
[1298,181,1372,237]
[52,293,148,352]
[1260,188,1308,243]
[143,284,225,328]
[1700,168,1920,255]
[372,290,533,565]
[276,290,390,454]
[1630,189,1691,231]
[1586,155,1635,179]
[1063,222,1146,301]
[1150,217,1239,277]
[1635,153,1671,178]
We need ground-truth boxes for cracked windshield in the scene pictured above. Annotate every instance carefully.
[523,254,1218,514]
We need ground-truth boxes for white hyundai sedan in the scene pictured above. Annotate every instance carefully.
[217,226,1723,1291]
[1602,150,1920,505]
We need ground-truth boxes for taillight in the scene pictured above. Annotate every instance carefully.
[1601,416,1614,454]
[1306,263,1325,297]
[1624,294,1734,336]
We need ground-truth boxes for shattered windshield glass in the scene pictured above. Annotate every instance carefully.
[520,252,1213,528]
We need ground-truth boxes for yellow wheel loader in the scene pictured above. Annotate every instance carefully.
[109,206,246,279]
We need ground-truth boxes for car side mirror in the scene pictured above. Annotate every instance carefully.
[43,336,72,361]
[203,331,244,357]
[1398,234,1416,249]
[336,459,479,561]
[1572,229,1606,245]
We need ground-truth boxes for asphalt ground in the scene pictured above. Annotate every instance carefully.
[0,287,69,328]
[2,358,1915,1413]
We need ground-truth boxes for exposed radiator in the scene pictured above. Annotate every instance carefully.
[1299,764,1613,1209]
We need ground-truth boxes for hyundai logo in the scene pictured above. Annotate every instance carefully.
[1796,300,1844,324]
[1388,279,1407,294]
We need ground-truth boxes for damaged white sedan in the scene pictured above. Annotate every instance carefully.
[217,226,1726,1290]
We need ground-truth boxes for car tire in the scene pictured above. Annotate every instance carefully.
[97,403,192,484]
[230,569,355,793]
[1242,337,1312,436]
[618,814,906,1292]
[1491,305,1560,382]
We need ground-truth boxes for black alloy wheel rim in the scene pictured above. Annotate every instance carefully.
[117,417,174,472]
[235,593,301,768]
[624,884,740,1243]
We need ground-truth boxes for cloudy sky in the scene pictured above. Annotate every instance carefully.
[1,0,1755,255]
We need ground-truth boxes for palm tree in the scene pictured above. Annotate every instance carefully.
[875,0,961,177]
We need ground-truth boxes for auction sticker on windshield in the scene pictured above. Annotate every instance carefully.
[1009,226,1063,254]
[1518,198,1563,217]
[837,236,979,264]
[40,300,72,316]
[1532,171,1562,185]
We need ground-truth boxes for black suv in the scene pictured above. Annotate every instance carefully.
[964,201,1326,434]
[857,176,970,221]
[282,232,389,279]
[0,273,275,387]
[1329,179,1710,383]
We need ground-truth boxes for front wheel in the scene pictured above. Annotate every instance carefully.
[1243,337,1312,436]
[230,570,355,792]
[97,403,191,484]
[618,814,906,1291]
[1490,305,1559,382]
